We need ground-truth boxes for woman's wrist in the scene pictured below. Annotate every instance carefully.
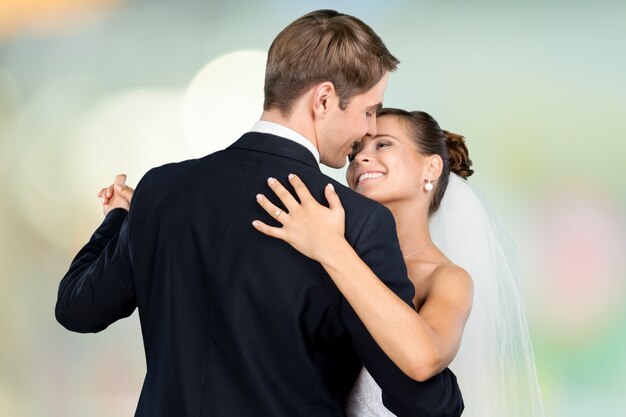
[318,237,354,271]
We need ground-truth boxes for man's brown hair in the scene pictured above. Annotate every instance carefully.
[264,10,399,115]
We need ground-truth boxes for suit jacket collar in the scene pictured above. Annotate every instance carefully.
[228,132,320,170]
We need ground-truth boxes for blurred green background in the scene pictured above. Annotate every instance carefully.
[1,0,625,416]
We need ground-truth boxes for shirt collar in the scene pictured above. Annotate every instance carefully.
[250,120,320,163]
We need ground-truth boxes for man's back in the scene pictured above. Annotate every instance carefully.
[57,133,463,416]
[131,133,368,415]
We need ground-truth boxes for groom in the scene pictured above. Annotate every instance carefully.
[56,10,463,417]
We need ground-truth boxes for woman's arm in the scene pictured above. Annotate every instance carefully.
[410,265,473,378]
[253,174,472,381]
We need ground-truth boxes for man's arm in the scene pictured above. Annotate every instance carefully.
[55,207,136,333]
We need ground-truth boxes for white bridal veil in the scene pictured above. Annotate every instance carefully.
[429,173,546,417]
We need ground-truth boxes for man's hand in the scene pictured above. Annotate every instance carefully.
[97,174,135,216]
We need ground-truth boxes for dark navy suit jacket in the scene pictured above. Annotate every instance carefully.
[56,132,463,416]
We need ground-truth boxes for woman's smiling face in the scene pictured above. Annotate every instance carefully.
[346,115,427,205]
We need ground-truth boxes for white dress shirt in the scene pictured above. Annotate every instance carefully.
[250,120,320,163]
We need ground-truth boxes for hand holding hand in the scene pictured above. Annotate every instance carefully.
[97,174,135,216]
[252,174,345,263]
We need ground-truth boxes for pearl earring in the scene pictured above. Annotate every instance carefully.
[424,178,433,192]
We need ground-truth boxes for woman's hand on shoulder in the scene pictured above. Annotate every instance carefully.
[252,174,346,263]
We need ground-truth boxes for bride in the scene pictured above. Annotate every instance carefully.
[100,108,545,416]
[251,108,546,417]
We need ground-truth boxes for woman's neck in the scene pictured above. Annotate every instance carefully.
[386,199,432,259]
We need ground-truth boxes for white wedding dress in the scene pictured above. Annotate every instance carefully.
[346,367,397,417]
[345,174,546,417]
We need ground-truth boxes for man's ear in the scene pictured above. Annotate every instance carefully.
[312,82,336,119]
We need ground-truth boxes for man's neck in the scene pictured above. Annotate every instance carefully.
[260,108,319,153]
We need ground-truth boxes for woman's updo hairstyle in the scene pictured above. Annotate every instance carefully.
[377,108,474,215]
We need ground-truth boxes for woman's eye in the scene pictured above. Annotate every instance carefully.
[377,141,390,149]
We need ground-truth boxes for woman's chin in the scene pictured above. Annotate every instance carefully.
[356,186,384,202]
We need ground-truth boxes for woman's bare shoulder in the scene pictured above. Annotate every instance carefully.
[429,262,474,301]
[433,262,471,281]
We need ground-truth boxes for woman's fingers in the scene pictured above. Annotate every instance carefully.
[252,175,346,262]
[252,193,288,239]
[256,193,288,224]
[115,174,127,186]
[324,183,344,212]
[115,184,135,203]
[266,177,299,212]
[288,174,314,204]
[97,174,130,210]
[98,185,114,204]
[251,220,286,240]
[98,174,130,205]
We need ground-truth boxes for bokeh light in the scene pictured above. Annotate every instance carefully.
[0,0,123,39]
[181,50,266,157]
[533,188,625,341]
